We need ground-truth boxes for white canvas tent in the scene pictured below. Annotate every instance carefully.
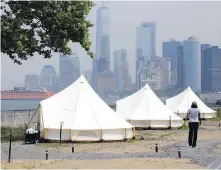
[166,87,216,119]
[33,75,134,141]
[116,84,183,128]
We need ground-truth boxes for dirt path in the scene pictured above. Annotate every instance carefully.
[1,121,221,169]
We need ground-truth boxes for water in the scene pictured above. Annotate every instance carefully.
[1,100,41,110]
[0,99,117,111]
[0,97,169,111]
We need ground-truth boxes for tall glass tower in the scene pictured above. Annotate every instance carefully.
[136,22,156,90]
[92,3,111,90]
[183,36,201,93]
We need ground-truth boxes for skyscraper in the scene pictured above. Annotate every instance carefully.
[40,65,57,90]
[113,49,129,90]
[202,46,221,92]
[154,56,171,89]
[59,53,80,91]
[92,3,111,91]
[183,36,201,92]
[138,62,162,90]
[84,69,92,85]
[162,39,181,72]
[25,74,40,89]
[136,22,156,90]
[136,22,156,62]
[96,3,110,63]
[177,45,184,89]
[201,44,211,88]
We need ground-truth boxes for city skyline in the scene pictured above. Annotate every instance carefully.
[1,1,221,90]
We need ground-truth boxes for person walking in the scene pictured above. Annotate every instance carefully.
[186,101,201,148]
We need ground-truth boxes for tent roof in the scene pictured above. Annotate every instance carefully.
[166,87,216,114]
[40,75,133,130]
[116,84,182,120]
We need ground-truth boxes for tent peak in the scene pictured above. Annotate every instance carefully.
[143,84,151,90]
[186,87,192,91]
[77,75,88,83]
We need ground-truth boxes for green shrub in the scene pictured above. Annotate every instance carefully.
[216,109,221,119]
[211,109,221,121]
[1,124,27,141]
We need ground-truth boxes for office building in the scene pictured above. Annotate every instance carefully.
[154,56,171,89]
[138,62,162,90]
[126,75,133,90]
[51,76,59,93]
[25,74,40,89]
[92,3,111,91]
[162,39,181,72]
[59,54,80,91]
[177,46,184,89]
[136,22,156,89]
[136,22,156,62]
[113,49,129,90]
[96,71,115,97]
[84,69,92,85]
[170,70,177,85]
[202,46,221,92]
[183,36,201,92]
[201,44,211,87]
[40,65,57,90]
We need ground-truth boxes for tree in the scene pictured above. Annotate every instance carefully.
[1,1,94,64]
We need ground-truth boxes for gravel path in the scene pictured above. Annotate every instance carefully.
[1,139,221,168]
[163,140,221,167]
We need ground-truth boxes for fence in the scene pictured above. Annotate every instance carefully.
[0,105,116,127]
[1,109,36,126]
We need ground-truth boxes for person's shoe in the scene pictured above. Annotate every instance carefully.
[189,144,192,146]
[192,145,196,148]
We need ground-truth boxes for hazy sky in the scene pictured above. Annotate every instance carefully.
[1,1,221,90]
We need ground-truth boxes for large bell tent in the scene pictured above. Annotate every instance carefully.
[32,75,134,141]
[166,87,216,119]
[116,84,183,128]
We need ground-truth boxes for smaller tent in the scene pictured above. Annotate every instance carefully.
[166,87,216,119]
[31,75,134,141]
[116,84,183,128]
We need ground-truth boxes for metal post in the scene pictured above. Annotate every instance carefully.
[155,143,158,152]
[13,110,15,125]
[219,123,220,127]
[46,150,48,160]
[28,109,30,119]
[8,129,12,163]
[72,144,74,153]
[124,128,127,141]
[60,125,62,145]
[178,149,181,158]
[149,120,151,130]
[169,116,172,130]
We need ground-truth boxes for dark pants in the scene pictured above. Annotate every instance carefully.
[188,122,199,147]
